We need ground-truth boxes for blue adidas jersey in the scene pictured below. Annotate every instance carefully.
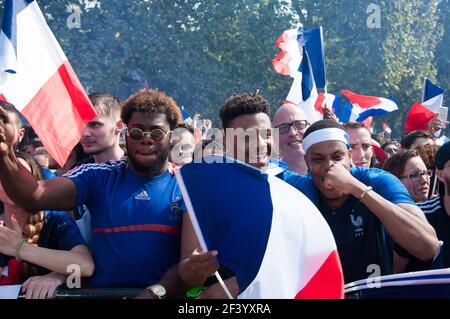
[64,159,184,287]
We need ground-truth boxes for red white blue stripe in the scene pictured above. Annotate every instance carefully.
[175,157,344,299]
[0,0,96,166]
[340,90,398,123]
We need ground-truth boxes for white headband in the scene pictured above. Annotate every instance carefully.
[302,128,349,153]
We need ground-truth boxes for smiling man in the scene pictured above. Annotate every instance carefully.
[287,120,439,283]
[272,104,309,175]
[0,88,217,296]
[219,92,272,171]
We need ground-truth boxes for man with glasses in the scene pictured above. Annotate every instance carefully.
[0,89,218,297]
[418,142,450,268]
[273,104,309,175]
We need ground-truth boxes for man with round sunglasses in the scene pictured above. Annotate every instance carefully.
[273,104,309,175]
[0,88,218,298]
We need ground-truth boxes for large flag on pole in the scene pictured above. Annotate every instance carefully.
[285,47,320,123]
[0,0,96,166]
[340,90,398,123]
[272,27,326,89]
[299,27,326,89]
[175,157,344,299]
[422,78,444,113]
[404,79,444,133]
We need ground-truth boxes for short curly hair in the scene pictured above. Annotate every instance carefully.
[121,88,181,130]
[219,92,271,128]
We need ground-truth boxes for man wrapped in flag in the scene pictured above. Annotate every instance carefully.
[176,157,344,299]
[174,92,344,299]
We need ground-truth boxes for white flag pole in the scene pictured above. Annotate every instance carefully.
[422,77,427,103]
[320,26,328,97]
[174,168,233,299]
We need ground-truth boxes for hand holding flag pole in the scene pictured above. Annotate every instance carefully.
[174,168,234,299]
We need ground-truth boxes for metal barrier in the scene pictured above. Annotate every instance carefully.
[17,287,144,299]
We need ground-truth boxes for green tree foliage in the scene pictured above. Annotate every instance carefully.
[0,0,447,136]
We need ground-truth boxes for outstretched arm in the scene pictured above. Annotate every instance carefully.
[0,217,94,276]
[323,163,439,261]
[0,108,76,212]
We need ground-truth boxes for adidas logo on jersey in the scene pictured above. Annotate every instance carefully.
[135,190,150,201]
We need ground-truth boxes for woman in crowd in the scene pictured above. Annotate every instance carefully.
[0,152,94,299]
[383,149,432,202]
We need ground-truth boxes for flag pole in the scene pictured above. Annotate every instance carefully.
[174,168,234,299]
[431,170,438,196]
[320,26,327,96]
[422,77,427,103]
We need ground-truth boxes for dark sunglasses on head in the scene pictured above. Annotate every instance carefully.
[127,127,169,142]
[275,120,309,134]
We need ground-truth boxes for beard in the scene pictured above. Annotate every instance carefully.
[127,146,170,176]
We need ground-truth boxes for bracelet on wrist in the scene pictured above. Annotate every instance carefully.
[359,186,373,201]
[15,238,27,262]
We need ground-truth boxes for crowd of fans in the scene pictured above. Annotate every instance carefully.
[0,88,449,299]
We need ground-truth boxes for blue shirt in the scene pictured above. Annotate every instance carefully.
[286,167,415,283]
[27,211,86,277]
[64,160,184,287]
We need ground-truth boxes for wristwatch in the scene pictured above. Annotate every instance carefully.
[146,284,167,299]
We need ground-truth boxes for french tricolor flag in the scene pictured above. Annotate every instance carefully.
[284,47,320,124]
[404,78,444,132]
[339,90,398,123]
[175,157,344,299]
[423,78,444,113]
[0,0,96,166]
[315,92,341,116]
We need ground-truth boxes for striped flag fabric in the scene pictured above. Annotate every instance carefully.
[285,47,320,124]
[0,0,96,166]
[175,157,344,299]
[404,101,436,132]
[315,92,341,115]
[339,90,398,123]
[272,28,302,78]
[272,27,326,89]
[405,78,444,133]
[422,78,444,113]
